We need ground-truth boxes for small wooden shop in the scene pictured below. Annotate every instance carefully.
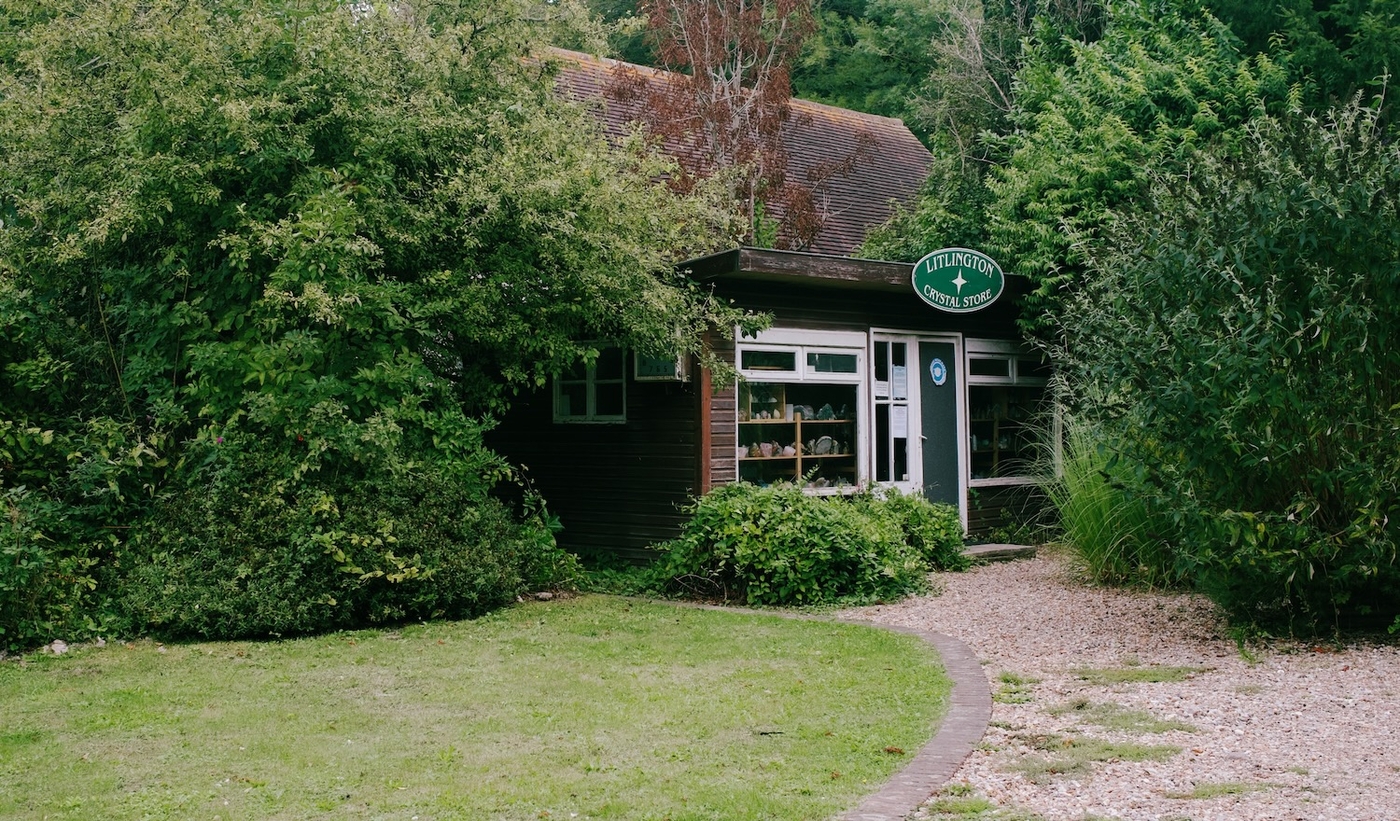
[492,50,1048,558]
[491,247,1049,559]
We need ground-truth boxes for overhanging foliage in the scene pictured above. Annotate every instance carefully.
[0,0,747,647]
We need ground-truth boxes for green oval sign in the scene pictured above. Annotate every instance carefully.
[911,247,1005,313]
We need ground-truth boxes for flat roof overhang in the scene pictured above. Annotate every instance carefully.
[679,247,919,294]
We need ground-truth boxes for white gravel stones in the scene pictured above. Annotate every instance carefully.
[842,552,1400,821]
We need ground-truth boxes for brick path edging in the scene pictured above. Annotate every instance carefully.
[835,622,991,821]
[658,600,991,820]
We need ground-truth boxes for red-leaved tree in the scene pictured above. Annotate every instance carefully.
[609,0,838,248]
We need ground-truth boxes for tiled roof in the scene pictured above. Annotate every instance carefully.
[548,48,932,257]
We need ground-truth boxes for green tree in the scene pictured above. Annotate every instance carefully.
[1207,0,1400,121]
[791,0,944,132]
[860,149,990,261]
[0,0,743,644]
[983,0,1291,336]
[580,0,655,64]
[1055,103,1400,629]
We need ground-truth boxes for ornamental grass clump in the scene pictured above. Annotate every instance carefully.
[654,482,963,606]
[1042,414,1176,588]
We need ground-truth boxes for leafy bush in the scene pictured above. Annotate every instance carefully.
[0,416,176,650]
[0,487,101,651]
[852,486,970,572]
[115,433,578,640]
[1055,103,1400,629]
[0,0,739,647]
[654,482,964,606]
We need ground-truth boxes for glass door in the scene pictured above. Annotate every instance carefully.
[871,336,916,492]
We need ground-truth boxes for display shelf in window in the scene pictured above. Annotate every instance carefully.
[968,385,1046,483]
[737,381,858,490]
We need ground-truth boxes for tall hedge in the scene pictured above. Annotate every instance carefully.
[0,0,741,648]
[1056,103,1400,629]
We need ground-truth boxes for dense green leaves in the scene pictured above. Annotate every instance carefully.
[1208,0,1400,123]
[0,0,741,647]
[985,0,1293,335]
[1055,105,1400,628]
[791,0,944,131]
[655,483,965,606]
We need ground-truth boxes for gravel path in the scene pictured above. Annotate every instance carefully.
[841,552,1400,821]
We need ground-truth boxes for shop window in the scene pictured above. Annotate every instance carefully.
[740,348,798,374]
[966,340,1050,485]
[735,339,863,492]
[968,357,1012,379]
[554,345,626,423]
[806,351,859,374]
[737,381,859,492]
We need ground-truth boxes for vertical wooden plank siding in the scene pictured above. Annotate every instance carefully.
[967,484,1047,537]
[697,362,713,496]
[707,333,738,490]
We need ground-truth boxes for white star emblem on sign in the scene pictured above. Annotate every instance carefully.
[951,271,968,294]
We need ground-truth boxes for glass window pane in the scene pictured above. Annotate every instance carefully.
[875,404,890,482]
[562,360,587,381]
[807,352,858,373]
[1018,358,1052,380]
[741,349,797,372]
[969,357,1011,378]
[595,383,624,417]
[558,383,586,417]
[596,346,625,380]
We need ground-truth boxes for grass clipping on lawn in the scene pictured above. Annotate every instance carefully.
[0,595,951,820]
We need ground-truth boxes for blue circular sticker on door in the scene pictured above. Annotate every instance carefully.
[930,358,947,386]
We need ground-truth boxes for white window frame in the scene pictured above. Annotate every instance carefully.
[964,339,1050,487]
[553,345,627,424]
[734,328,868,494]
[965,339,1051,386]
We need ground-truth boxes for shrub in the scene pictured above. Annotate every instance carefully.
[1042,415,1176,588]
[115,434,578,640]
[1,417,169,651]
[855,486,970,572]
[0,0,737,647]
[1055,104,1400,629]
[654,482,963,606]
[0,487,104,651]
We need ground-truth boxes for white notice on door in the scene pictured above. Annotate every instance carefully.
[892,405,908,438]
[892,366,908,400]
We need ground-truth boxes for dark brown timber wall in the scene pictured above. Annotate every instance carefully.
[967,484,1048,538]
[490,353,700,560]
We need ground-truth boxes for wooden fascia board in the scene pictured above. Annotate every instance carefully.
[677,247,913,293]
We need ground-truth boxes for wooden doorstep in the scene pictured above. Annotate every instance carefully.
[962,543,1038,562]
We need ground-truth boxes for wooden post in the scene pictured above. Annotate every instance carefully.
[697,357,712,495]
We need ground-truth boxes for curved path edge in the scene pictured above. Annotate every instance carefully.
[654,599,991,820]
[836,621,991,821]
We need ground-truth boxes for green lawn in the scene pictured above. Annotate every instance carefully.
[0,595,950,820]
